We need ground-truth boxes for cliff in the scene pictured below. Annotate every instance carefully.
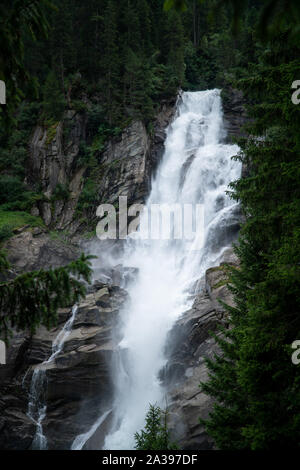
[0,90,246,450]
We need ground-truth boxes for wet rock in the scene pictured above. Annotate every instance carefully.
[2,229,79,274]
[28,112,87,234]
[222,86,249,142]
[0,283,128,450]
[164,256,238,450]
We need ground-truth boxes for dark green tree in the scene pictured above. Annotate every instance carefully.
[134,404,178,450]
[0,252,93,343]
[0,0,54,127]
[164,11,186,91]
[101,0,121,124]
[42,70,66,121]
[200,33,300,449]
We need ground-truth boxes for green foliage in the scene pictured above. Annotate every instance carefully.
[51,183,70,202]
[0,252,93,342]
[19,0,189,128]
[0,209,44,242]
[42,70,66,122]
[77,178,98,214]
[0,225,13,243]
[0,101,43,213]
[0,176,26,206]
[200,30,300,450]
[0,210,44,236]
[134,404,178,450]
[86,104,107,137]
[0,0,54,128]
[49,230,72,246]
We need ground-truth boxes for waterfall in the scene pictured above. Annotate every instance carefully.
[102,89,241,449]
[71,409,112,450]
[27,304,78,449]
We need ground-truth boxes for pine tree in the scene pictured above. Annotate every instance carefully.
[0,0,51,128]
[134,404,178,450]
[164,11,185,92]
[101,0,121,124]
[0,252,93,343]
[42,70,66,121]
[200,31,300,449]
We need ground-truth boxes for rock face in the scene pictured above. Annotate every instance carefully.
[0,96,176,450]
[0,281,128,450]
[222,86,248,141]
[163,247,239,450]
[97,100,176,209]
[27,99,176,235]
[0,92,244,450]
[97,120,151,207]
[0,249,240,450]
[2,226,79,275]
[28,111,87,234]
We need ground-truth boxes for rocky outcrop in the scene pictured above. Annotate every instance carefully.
[28,111,87,234]
[222,86,248,141]
[96,120,151,207]
[149,98,177,177]
[27,100,176,236]
[0,92,245,450]
[164,247,239,450]
[97,100,176,209]
[92,102,177,237]
[2,226,79,275]
[0,280,128,450]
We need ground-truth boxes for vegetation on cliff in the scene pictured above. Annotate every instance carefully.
[0,0,263,236]
[0,252,93,342]
[0,0,300,451]
[195,1,300,451]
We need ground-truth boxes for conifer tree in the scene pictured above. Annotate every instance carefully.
[164,11,185,92]
[200,32,300,450]
[42,70,66,121]
[134,404,178,450]
[101,0,121,124]
[0,252,93,343]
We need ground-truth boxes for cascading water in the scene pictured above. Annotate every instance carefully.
[103,89,241,450]
[71,409,112,450]
[27,304,78,449]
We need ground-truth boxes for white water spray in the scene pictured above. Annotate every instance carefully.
[102,90,241,450]
[71,409,112,450]
[27,304,78,449]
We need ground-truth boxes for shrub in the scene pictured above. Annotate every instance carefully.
[0,175,26,205]
[0,224,13,242]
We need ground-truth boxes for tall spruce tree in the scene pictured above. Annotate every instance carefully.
[200,31,300,449]
[0,252,93,343]
[101,0,121,124]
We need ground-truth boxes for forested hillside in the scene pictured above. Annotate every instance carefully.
[0,0,262,237]
[0,0,300,452]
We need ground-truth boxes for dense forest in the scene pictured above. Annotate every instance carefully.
[0,0,300,451]
[0,0,266,233]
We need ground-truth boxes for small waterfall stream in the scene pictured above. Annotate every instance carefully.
[101,89,241,449]
[27,304,78,449]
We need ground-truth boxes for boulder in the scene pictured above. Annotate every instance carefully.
[2,227,79,274]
